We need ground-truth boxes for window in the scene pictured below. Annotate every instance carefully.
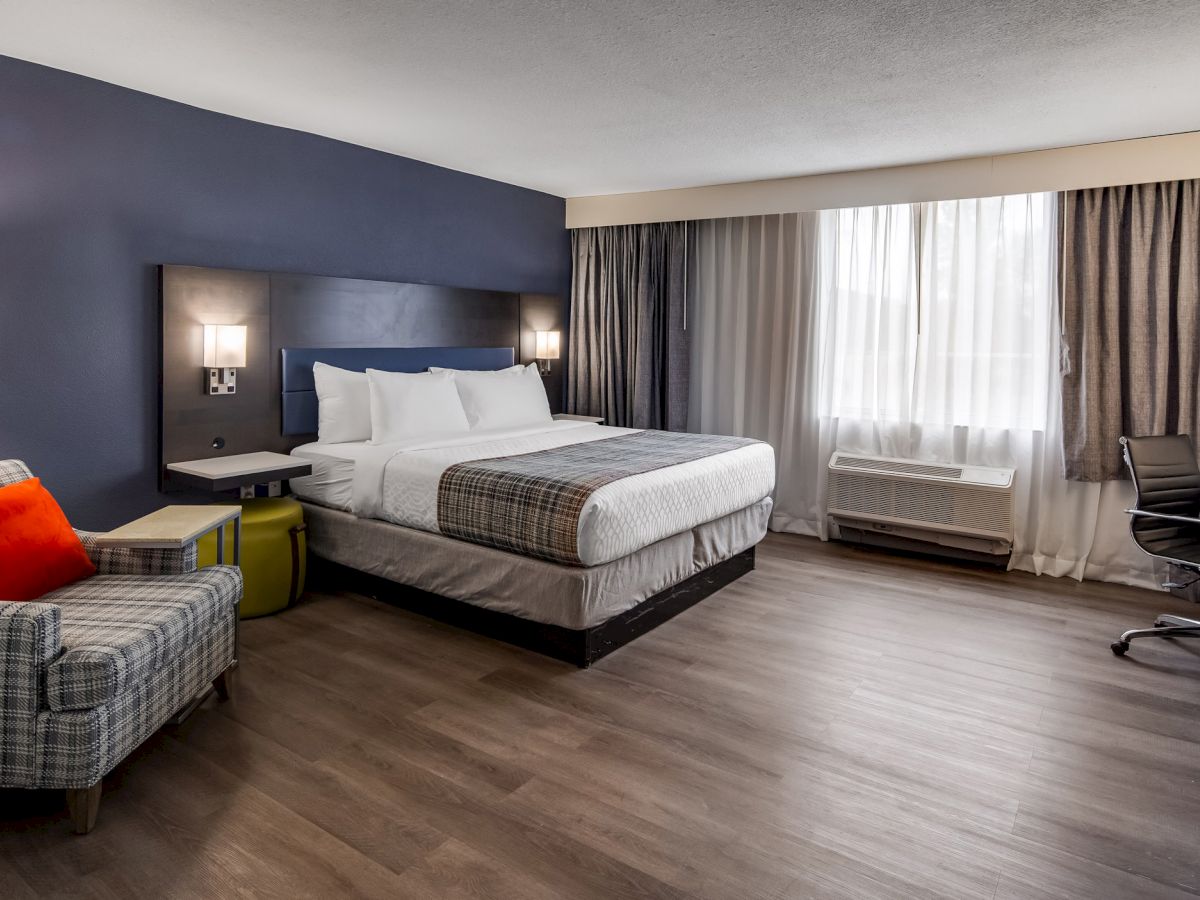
[818,193,1055,431]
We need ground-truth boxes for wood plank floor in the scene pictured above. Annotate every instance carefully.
[3,533,1200,898]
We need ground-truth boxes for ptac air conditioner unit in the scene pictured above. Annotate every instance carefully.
[827,453,1015,561]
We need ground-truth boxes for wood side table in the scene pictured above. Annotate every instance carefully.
[95,504,244,565]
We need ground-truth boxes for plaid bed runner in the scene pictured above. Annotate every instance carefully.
[436,430,759,565]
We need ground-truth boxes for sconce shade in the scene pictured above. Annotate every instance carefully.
[534,330,560,359]
[202,325,247,368]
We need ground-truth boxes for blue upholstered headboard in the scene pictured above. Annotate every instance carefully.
[280,346,515,436]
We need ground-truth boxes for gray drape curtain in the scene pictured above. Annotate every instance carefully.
[1061,179,1200,481]
[567,223,690,430]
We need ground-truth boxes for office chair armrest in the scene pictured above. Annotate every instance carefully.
[1126,509,1200,526]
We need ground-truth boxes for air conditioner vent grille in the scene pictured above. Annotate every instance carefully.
[829,470,1013,539]
[836,455,964,480]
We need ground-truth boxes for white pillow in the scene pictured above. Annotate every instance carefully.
[429,364,524,375]
[313,363,371,444]
[367,369,471,443]
[438,363,552,431]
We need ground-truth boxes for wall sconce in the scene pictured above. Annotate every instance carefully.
[534,330,560,376]
[202,324,247,395]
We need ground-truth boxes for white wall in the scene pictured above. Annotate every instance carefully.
[565,132,1200,228]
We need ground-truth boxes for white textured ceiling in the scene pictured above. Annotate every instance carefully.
[2,0,1198,197]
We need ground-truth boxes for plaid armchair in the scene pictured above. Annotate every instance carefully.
[0,460,242,833]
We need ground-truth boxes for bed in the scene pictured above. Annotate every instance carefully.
[282,346,775,665]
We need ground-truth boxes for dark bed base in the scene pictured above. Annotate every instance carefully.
[309,547,756,668]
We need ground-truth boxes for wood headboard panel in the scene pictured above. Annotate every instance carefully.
[159,264,560,489]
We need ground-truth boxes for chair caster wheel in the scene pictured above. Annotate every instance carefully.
[1111,641,1129,656]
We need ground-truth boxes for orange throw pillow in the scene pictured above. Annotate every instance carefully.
[0,477,96,601]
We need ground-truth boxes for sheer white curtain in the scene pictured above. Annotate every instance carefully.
[689,213,827,536]
[690,195,1155,587]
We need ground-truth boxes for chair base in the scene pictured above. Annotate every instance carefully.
[213,666,234,702]
[67,664,236,834]
[66,782,101,835]
[165,663,237,726]
[1110,615,1200,656]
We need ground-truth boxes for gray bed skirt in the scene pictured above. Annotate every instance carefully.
[300,497,773,630]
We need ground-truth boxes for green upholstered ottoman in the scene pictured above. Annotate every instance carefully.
[198,498,306,618]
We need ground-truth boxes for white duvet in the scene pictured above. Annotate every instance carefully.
[295,421,775,566]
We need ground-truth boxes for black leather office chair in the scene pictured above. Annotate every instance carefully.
[1111,434,1200,655]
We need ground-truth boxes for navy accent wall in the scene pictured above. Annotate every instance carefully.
[0,56,569,529]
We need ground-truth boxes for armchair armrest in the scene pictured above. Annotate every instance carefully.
[74,529,198,576]
[1125,509,1200,527]
[0,602,61,787]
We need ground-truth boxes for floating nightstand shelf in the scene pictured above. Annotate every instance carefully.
[165,451,312,493]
